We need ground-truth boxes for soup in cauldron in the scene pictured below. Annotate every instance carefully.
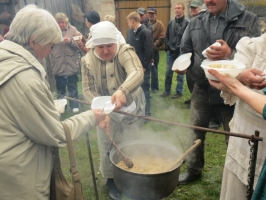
[116,155,174,174]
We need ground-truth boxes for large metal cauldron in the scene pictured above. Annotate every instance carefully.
[109,140,182,200]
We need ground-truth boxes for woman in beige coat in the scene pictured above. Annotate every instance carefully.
[0,5,105,200]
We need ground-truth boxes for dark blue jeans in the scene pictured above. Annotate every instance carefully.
[151,50,159,91]
[186,84,233,174]
[141,67,151,116]
[55,74,79,109]
[164,51,184,95]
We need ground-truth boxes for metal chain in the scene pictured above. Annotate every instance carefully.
[246,139,255,199]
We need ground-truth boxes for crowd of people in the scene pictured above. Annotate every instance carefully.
[0,0,266,199]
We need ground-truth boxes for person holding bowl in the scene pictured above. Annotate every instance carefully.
[208,33,266,199]
[81,21,145,200]
[0,5,106,199]
[50,12,81,114]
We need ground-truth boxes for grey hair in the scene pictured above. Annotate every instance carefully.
[5,5,62,46]
[104,15,116,25]
[55,12,69,23]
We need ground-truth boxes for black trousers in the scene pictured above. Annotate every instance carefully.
[55,74,79,109]
[151,50,159,91]
[141,66,151,116]
[187,84,233,174]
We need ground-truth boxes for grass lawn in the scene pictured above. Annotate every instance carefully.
[58,50,227,200]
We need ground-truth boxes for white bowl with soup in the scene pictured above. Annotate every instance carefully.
[201,60,246,81]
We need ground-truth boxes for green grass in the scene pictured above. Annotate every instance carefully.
[59,51,226,200]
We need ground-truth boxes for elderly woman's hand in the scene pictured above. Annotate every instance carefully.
[98,114,110,134]
[208,69,244,95]
[237,68,266,90]
[111,90,126,110]
[92,109,106,125]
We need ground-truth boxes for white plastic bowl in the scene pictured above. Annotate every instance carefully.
[202,42,221,57]
[172,53,192,71]
[54,99,67,114]
[91,96,115,114]
[73,35,82,41]
[201,60,246,81]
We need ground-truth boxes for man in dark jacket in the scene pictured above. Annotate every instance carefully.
[160,3,189,99]
[126,8,152,45]
[176,0,261,184]
[189,0,204,18]
[137,7,153,32]
[126,11,154,116]
[147,7,166,93]
[184,0,204,107]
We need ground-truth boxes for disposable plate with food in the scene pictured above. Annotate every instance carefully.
[201,60,246,81]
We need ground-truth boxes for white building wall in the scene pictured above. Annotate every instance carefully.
[86,0,115,20]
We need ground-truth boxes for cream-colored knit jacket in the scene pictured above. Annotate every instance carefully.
[81,44,144,105]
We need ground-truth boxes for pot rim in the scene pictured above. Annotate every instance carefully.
[109,140,183,175]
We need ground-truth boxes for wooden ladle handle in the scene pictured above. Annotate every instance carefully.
[167,139,201,171]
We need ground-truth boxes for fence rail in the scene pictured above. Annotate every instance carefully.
[237,0,266,19]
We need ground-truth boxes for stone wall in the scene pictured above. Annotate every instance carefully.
[85,0,115,20]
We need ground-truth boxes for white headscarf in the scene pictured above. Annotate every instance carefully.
[90,21,117,45]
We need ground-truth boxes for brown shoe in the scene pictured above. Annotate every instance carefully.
[160,92,170,97]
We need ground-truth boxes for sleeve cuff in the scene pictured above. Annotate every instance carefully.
[118,87,129,96]
[263,105,266,120]
[220,91,238,106]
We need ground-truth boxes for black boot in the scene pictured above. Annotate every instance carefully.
[208,119,221,129]
[178,171,202,185]
[106,178,120,200]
